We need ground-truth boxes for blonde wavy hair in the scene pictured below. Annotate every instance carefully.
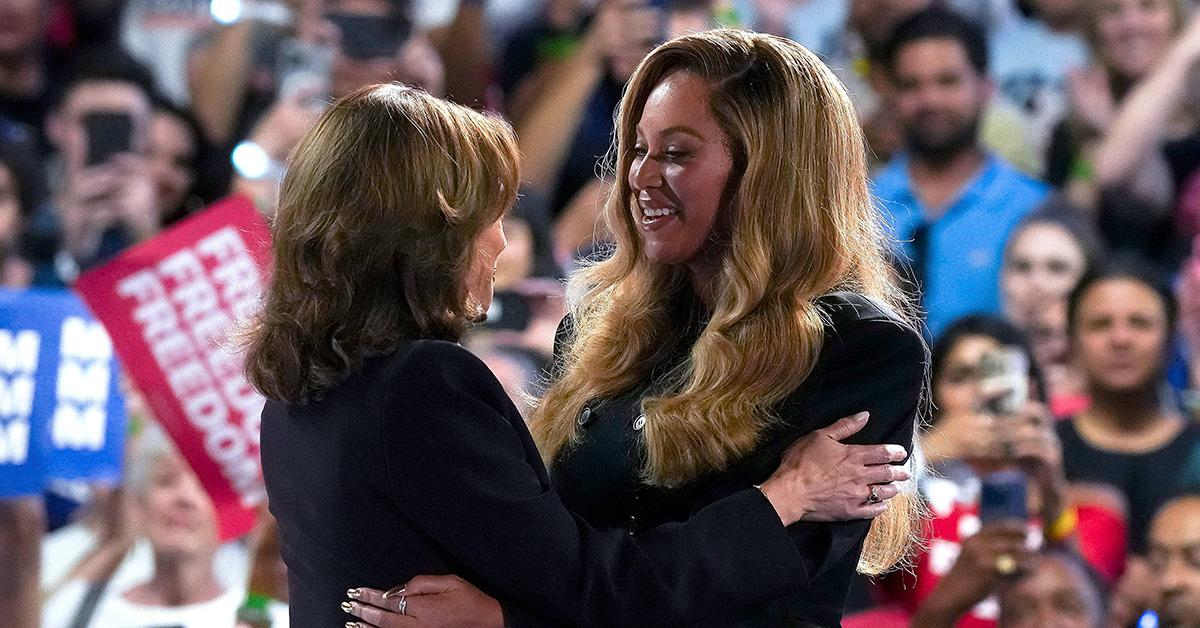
[527,30,923,574]
[244,84,519,404]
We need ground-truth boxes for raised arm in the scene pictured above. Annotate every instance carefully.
[1093,12,1200,200]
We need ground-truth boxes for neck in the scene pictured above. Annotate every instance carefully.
[907,147,986,216]
[142,551,223,607]
[1083,384,1170,433]
[909,146,985,182]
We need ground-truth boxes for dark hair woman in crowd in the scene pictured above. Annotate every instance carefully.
[1057,258,1200,555]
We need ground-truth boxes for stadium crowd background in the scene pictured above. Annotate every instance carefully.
[2,0,1200,626]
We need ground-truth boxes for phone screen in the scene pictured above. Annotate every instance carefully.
[327,13,412,60]
[83,111,134,167]
[978,346,1029,416]
[979,470,1028,523]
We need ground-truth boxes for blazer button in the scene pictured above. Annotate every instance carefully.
[577,406,593,426]
[633,415,646,431]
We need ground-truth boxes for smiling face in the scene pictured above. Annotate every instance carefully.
[628,71,735,271]
[1093,0,1176,82]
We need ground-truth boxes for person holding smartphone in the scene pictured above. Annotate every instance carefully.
[32,52,159,286]
[863,315,1086,626]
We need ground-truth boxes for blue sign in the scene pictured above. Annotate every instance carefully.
[0,289,126,498]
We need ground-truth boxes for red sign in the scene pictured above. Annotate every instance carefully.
[75,196,271,540]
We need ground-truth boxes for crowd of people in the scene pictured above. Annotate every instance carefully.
[1,0,1200,626]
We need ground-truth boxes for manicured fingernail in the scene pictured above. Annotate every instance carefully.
[346,623,359,628]
[383,586,406,599]
[854,412,869,422]
[341,601,353,613]
[346,588,360,599]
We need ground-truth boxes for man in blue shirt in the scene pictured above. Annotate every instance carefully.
[873,7,1048,338]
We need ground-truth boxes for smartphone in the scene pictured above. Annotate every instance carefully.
[327,12,412,60]
[276,38,334,110]
[83,111,133,167]
[978,346,1029,417]
[979,470,1027,523]
[484,291,532,331]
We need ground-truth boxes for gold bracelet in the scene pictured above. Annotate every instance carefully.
[1047,506,1078,543]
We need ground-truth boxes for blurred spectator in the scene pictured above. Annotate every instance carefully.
[1000,202,1105,417]
[42,423,246,628]
[780,0,1041,172]
[1108,492,1200,628]
[764,0,930,167]
[864,315,1121,625]
[874,7,1050,338]
[0,0,61,146]
[915,541,1107,628]
[121,0,214,105]
[513,0,716,214]
[147,98,206,226]
[997,549,1108,628]
[326,0,444,100]
[0,496,45,628]
[1057,259,1200,554]
[1090,8,1200,270]
[0,137,49,288]
[29,50,158,285]
[188,0,444,149]
[1146,493,1200,627]
[498,0,592,119]
[988,0,1089,174]
[1046,0,1192,270]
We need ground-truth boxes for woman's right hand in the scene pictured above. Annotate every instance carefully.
[759,412,910,525]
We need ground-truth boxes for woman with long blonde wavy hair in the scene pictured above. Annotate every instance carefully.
[528,28,928,625]
[347,30,926,627]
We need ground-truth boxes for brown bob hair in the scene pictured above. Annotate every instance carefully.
[243,83,520,404]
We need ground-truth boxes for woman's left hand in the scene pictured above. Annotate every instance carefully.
[345,575,503,628]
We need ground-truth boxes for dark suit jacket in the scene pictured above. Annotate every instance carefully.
[261,339,819,628]
[551,292,928,626]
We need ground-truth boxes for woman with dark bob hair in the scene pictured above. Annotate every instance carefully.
[248,82,914,627]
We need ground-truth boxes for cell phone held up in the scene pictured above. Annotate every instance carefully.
[83,111,134,167]
[979,470,1028,523]
[977,346,1029,417]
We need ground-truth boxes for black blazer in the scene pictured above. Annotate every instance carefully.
[551,292,928,626]
[261,339,819,628]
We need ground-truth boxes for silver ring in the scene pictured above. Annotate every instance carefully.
[867,485,881,504]
[397,595,408,615]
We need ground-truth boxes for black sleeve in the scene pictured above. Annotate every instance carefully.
[768,317,927,581]
[379,341,809,627]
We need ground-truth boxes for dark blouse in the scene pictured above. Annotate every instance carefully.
[550,292,928,626]
[1057,418,1200,554]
